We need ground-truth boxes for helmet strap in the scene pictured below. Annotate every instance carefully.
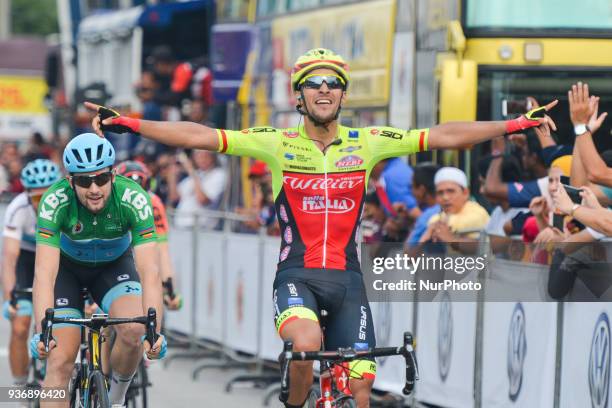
[295,88,342,129]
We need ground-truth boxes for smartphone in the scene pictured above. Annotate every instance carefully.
[562,184,583,204]
[553,214,564,231]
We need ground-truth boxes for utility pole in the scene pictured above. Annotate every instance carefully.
[0,0,11,40]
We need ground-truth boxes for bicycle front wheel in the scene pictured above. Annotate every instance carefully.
[88,371,110,408]
[335,396,357,408]
[307,387,320,408]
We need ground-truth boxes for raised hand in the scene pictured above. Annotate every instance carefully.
[568,82,596,126]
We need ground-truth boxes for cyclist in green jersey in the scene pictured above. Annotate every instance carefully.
[86,48,556,408]
[30,133,166,408]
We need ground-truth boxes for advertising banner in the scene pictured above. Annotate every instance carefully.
[166,228,194,334]
[0,75,51,139]
[481,302,557,407]
[560,302,612,408]
[195,232,225,343]
[261,236,285,360]
[224,234,262,354]
[271,0,396,109]
[371,301,415,393]
[415,297,476,408]
[211,23,254,102]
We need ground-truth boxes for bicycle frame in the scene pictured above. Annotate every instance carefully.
[41,307,158,408]
[316,362,352,407]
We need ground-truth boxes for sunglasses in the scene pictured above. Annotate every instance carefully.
[299,74,346,90]
[71,172,113,188]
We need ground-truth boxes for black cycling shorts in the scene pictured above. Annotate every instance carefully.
[15,249,35,299]
[53,250,141,321]
[273,268,377,379]
[11,249,36,317]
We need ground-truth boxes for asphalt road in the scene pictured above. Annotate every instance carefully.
[0,317,279,407]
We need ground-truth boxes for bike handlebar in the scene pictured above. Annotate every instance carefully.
[278,341,293,403]
[278,331,419,400]
[41,307,159,351]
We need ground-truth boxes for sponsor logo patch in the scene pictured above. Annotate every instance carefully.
[283,226,293,244]
[335,155,363,169]
[283,175,364,191]
[301,196,356,214]
[339,145,362,153]
[280,246,291,262]
[380,130,403,140]
[72,221,83,234]
[288,297,303,306]
[56,298,69,307]
[279,205,289,223]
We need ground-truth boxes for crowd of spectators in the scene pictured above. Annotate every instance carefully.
[3,71,612,287]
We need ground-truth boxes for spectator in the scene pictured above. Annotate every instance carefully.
[5,158,24,194]
[236,160,278,235]
[149,46,213,113]
[361,192,386,244]
[133,70,165,157]
[483,124,565,210]
[173,150,226,229]
[405,162,440,255]
[420,167,490,252]
[380,158,420,218]
[478,138,529,238]
[24,132,54,160]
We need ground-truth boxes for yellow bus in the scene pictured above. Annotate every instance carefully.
[439,0,612,156]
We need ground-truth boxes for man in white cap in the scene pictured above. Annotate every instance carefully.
[420,167,490,247]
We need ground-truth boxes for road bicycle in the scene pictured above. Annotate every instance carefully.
[41,306,158,408]
[278,331,418,407]
[10,287,45,408]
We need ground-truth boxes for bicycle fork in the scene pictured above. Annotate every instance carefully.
[317,362,352,407]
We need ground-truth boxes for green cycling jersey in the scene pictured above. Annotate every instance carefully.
[36,175,157,266]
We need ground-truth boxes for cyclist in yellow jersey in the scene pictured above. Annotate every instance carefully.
[86,48,556,408]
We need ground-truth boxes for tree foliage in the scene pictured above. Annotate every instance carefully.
[11,0,59,37]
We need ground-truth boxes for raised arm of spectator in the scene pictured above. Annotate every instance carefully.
[482,137,508,200]
[177,152,211,206]
[569,83,611,186]
[553,182,612,236]
[570,136,612,206]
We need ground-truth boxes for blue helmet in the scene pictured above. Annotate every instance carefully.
[63,133,115,173]
[21,159,61,189]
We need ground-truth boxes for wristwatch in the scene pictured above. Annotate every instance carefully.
[569,203,581,217]
[574,124,589,136]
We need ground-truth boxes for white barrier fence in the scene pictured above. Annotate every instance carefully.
[164,226,612,408]
[1,201,610,408]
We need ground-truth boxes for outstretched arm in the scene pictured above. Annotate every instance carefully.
[428,100,558,150]
[85,102,219,151]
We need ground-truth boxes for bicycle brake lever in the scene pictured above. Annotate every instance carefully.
[279,341,293,403]
[42,308,55,352]
[145,307,158,347]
